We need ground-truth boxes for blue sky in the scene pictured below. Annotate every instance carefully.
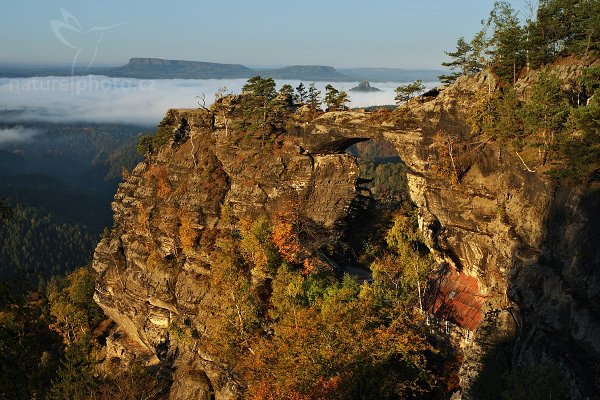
[0,0,526,68]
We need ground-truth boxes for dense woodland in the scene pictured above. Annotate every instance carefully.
[0,122,148,399]
[0,0,598,399]
[0,123,143,287]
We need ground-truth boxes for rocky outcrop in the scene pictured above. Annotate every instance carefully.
[93,107,365,399]
[94,58,599,399]
[349,81,381,92]
[299,60,599,397]
[392,65,600,399]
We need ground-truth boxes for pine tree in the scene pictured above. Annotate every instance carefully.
[395,80,425,104]
[522,72,571,164]
[278,84,295,107]
[487,1,526,84]
[439,37,474,84]
[336,91,350,110]
[279,84,294,98]
[470,28,492,71]
[243,76,277,124]
[47,337,97,400]
[307,83,322,110]
[0,198,10,221]
[295,82,307,104]
[324,85,350,111]
[581,0,600,56]
[324,84,339,110]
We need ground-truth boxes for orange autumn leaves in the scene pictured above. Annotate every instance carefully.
[241,213,330,277]
[191,210,440,399]
[271,217,300,264]
[272,215,330,276]
[239,274,433,400]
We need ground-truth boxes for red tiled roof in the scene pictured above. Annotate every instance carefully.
[424,267,484,331]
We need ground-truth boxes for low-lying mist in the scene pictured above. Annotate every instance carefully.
[0,126,43,144]
[0,76,437,127]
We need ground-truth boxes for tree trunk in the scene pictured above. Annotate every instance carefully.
[585,31,592,58]
[263,97,267,123]
[448,140,459,182]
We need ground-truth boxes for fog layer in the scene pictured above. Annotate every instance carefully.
[0,76,436,126]
[0,126,43,144]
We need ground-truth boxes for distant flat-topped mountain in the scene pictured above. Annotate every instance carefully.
[111,59,350,81]
[108,58,255,79]
[0,58,447,82]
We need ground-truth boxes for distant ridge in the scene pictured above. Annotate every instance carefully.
[0,58,448,82]
[339,67,445,82]
[108,58,254,79]
[255,65,349,81]
[111,59,350,81]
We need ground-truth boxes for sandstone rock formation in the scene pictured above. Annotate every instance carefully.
[93,106,366,399]
[94,58,599,399]
[310,63,600,398]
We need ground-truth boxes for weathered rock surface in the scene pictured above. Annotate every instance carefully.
[309,62,600,398]
[93,107,364,399]
[94,58,600,399]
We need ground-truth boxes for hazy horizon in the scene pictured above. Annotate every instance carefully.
[0,60,447,71]
[0,0,526,70]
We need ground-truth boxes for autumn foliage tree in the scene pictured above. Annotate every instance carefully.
[215,210,443,399]
[271,214,301,264]
[240,272,433,400]
[47,267,104,344]
[239,216,281,277]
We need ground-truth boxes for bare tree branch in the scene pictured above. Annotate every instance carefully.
[516,151,536,172]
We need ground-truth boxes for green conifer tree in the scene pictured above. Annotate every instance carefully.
[487,1,526,84]
[324,84,339,110]
[439,37,474,84]
[295,82,308,104]
[307,83,322,110]
[394,80,425,104]
[47,337,97,400]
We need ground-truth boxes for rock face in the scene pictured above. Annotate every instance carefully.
[349,80,381,92]
[398,63,600,399]
[94,59,599,399]
[93,108,364,399]
[294,60,600,398]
